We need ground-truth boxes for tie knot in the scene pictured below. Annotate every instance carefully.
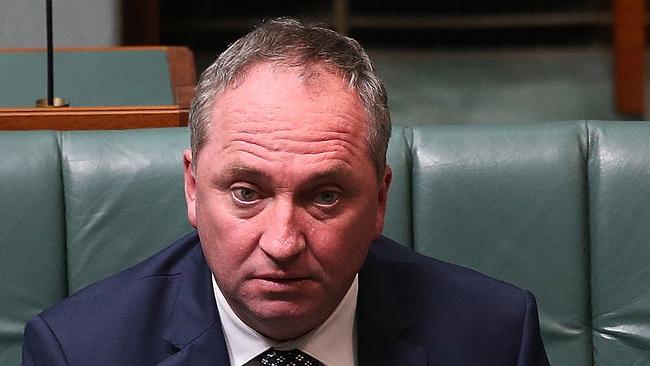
[256,348,323,366]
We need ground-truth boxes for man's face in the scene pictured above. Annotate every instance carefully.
[184,62,391,341]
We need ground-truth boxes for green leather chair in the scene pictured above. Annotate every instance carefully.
[2,121,650,365]
[0,49,174,108]
[0,132,67,365]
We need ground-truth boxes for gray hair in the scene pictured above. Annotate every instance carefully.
[189,17,391,176]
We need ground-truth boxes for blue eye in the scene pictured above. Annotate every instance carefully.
[314,190,340,206]
[231,187,261,204]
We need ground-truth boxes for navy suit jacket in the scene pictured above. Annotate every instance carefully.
[23,232,549,365]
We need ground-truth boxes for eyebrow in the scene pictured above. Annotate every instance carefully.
[219,162,355,185]
[222,163,270,182]
[304,164,354,184]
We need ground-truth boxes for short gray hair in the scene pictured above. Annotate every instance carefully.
[189,17,391,176]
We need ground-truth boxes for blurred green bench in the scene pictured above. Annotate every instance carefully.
[0,47,195,130]
[2,121,650,365]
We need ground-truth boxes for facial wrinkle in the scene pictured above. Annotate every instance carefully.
[226,126,363,153]
[217,138,356,174]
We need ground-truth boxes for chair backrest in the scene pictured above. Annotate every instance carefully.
[0,132,67,365]
[0,47,195,108]
[587,122,650,365]
[406,122,591,365]
[0,47,196,131]
[60,128,193,293]
[4,122,650,365]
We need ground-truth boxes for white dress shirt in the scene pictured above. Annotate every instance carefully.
[212,274,358,366]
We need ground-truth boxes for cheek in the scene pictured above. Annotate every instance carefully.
[195,190,260,271]
[307,202,379,270]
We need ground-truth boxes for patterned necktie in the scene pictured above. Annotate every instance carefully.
[256,348,323,366]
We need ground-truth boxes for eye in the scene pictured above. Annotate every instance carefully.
[231,186,261,205]
[314,190,340,206]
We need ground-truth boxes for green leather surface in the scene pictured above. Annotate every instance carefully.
[383,125,413,247]
[372,49,621,126]
[409,122,592,366]
[0,50,173,107]
[8,122,650,366]
[0,132,67,366]
[61,128,192,293]
[588,122,650,366]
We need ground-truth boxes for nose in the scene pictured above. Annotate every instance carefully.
[258,199,306,263]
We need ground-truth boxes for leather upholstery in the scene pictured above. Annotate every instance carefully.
[0,132,67,365]
[384,125,413,247]
[588,122,650,366]
[410,122,591,366]
[60,129,193,293]
[2,121,650,365]
[0,50,173,107]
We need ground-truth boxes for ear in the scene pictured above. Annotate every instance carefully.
[374,164,392,238]
[183,149,198,228]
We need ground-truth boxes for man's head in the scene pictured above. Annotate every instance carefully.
[183,18,392,341]
[189,17,391,178]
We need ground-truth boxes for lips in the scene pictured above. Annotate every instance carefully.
[253,273,314,288]
[257,274,309,282]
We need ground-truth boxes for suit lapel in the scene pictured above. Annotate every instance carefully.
[159,243,230,365]
[157,236,427,365]
[357,245,428,366]
[158,323,230,366]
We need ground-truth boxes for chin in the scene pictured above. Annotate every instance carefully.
[249,299,317,321]
[242,300,327,340]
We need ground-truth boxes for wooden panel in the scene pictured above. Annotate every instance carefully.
[613,0,646,117]
[166,46,197,108]
[0,47,195,130]
[0,46,196,108]
[0,106,187,130]
[333,0,350,35]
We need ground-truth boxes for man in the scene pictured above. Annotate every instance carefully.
[23,18,549,365]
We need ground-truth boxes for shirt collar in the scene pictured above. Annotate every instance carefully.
[213,274,359,366]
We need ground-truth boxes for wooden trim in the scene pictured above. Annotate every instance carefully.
[614,0,646,117]
[0,106,188,130]
[333,0,350,35]
[348,13,613,29]
[0,47,196,130]
[1,46,196,110]
[164,12,613,33]
[166,46,197,108]
[0,46,173,53]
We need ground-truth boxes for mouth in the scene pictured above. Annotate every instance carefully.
[253,274,313,287]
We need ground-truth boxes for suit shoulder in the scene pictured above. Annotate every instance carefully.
[368,236,533,307]
[362,237,548,364]
[39,231,202,324]
[23,232,213,365]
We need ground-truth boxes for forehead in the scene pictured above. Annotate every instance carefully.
[214,62,364,119]
[203,63,370,158]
